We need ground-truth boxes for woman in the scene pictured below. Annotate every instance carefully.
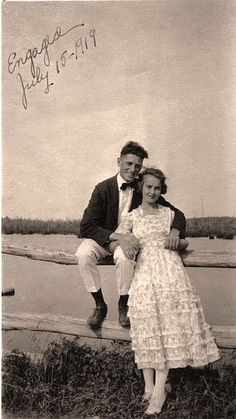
[115,168,220,415]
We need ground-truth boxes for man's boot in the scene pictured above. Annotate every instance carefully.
[118,294,130,328]
[87,289,108,330]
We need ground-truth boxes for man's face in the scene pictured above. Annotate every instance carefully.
[118,153,143,182]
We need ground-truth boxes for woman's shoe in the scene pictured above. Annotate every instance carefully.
[145,392,166,415]
[143,391,153,402]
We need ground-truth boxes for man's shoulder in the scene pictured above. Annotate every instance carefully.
[95,175,117,190]
[159,204,172,212]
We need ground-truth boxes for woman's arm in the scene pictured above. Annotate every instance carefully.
[109,213,139,259]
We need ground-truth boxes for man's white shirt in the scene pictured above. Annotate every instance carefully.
[117,173,134,225]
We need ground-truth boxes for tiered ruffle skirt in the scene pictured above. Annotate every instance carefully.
[128,248,220,370]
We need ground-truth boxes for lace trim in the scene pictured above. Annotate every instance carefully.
[136,353,220,370]
[131,334,217,349]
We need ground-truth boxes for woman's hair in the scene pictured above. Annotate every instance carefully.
[140,167,167,194]
[120,141,148,160]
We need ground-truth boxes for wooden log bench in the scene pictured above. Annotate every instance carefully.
[2,243,236,348]
[2,243,236,268]
[3,312,236,349]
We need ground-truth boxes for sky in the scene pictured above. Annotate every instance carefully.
[2,0,236,220]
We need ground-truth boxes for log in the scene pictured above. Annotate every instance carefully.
[2,313,130,341]
[2,312,236,348]
[2,243,236,268]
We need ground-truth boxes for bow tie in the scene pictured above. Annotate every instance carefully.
[120,180,138,191]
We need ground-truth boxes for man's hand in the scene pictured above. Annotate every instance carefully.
[109,232,139,259]
[108,241,119,254]
[179,239,189,250]
[164,228,180,250]
[118,234,139,259]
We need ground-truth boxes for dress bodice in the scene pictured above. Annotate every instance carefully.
[115,205,174,256]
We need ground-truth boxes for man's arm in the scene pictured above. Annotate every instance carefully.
[108,211,139,259]
[158,196,186,250]
[109,232,139,259]
[80,182,139,255]
[80,185,113,247]
[158,196,186,239]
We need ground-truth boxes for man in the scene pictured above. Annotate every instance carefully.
[76,141,186,330]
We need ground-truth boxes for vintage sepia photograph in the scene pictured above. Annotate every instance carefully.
[2,1,236,418]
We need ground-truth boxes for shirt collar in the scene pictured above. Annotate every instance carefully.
[117,173,138,190]
[117,173,125,189]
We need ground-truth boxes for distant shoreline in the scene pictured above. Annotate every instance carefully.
[2,216,236,239]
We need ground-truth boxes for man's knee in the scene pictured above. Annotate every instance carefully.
[113,246,135,265]
[75,239,98,265]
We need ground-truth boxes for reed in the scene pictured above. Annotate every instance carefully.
[2,217,81,235]
[2,216,236,238]
[186,217,236,238]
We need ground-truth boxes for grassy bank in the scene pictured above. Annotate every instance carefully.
[2,338,235,418]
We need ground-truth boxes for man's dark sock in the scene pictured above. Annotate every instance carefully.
[118,294,130,328]
[91,288,106,307]
[118,294,129,307]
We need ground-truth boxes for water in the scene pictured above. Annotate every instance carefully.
[2,234,236,354]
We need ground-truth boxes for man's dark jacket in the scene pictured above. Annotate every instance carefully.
[80,175,186,247]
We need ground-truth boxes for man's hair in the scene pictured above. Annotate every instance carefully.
[140,167,167,194]
[120,141,148,160]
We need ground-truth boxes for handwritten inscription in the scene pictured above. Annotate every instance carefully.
[7,24,97,110]
[56,29,96,74]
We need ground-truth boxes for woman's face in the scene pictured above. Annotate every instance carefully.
[142,175,162,204]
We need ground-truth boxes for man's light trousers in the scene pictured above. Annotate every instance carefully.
[75,239,136,295]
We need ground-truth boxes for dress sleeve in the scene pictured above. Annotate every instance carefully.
[115,212,133,234]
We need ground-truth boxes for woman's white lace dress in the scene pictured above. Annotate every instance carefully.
[116,205,220,370]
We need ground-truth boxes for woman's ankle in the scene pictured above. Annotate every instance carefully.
[145,392,166,415]
[145,384,154,394]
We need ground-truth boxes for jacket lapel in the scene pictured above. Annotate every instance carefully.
[108,175,141,218]
[108,175,119,224]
